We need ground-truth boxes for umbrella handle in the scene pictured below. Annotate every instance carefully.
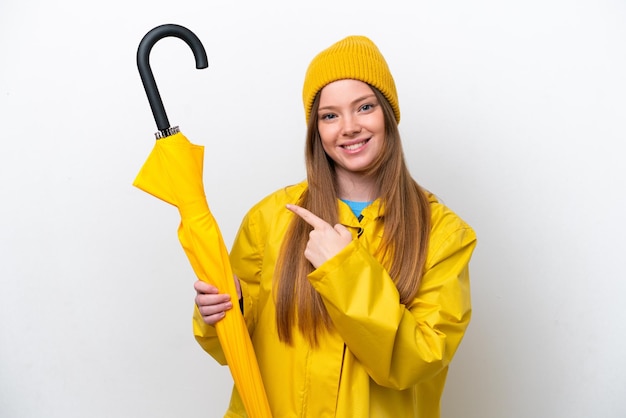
[137,24,208,135]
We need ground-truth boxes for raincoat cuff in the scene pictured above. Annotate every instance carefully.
[307,240,359,282]
[238,280,255,329]
[192,304,218,336]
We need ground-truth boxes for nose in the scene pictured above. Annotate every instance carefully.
[341,115,361,136]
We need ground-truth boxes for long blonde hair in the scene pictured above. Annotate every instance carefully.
[275,86,431,345]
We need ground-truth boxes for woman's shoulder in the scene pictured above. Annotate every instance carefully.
[425,191,476,247]
[245,181,307,220]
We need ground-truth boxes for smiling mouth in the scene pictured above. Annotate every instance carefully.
[342,139,369,151]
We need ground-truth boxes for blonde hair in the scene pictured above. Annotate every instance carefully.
[275,86,431,345]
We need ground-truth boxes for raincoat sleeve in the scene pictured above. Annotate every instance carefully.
[229,209,265,334]
[308,206,476,390]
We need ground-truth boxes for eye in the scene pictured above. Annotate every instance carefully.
[319,113,337,121]
[359,103,376,112]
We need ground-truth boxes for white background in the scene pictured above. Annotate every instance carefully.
[1,1,625,417]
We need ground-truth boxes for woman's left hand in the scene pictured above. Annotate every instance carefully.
[287,204,353,269]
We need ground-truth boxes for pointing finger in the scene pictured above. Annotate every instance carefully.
[286,204,330,230]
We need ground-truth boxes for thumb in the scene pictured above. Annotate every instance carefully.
[234,275,242,300]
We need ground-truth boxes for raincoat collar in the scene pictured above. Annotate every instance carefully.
[337,198,383,228]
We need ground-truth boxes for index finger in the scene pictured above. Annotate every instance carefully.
[194,280,219,294]
[286,204,329,230]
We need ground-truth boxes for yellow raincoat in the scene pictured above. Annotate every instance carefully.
[194,181,476,418]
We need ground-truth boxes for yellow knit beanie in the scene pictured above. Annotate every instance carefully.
[302,35,400,124]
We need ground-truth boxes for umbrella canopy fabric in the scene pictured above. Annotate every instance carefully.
[133,131,272,418]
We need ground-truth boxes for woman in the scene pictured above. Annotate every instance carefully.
[193,35,477,417]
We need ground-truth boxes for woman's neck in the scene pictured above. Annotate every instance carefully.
[335,170,378,202]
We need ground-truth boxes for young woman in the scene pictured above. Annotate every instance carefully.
[193,35,477,418]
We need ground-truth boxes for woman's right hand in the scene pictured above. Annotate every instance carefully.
[194,277,240,325]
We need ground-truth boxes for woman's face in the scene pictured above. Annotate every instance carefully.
[316,79,385,176]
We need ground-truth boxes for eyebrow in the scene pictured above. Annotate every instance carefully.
[318,94,377,112]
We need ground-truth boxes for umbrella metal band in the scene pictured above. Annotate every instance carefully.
[155,126,180,139]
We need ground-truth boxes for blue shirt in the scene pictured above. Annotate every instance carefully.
[341,199,373,219]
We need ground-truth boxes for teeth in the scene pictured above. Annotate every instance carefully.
[344,141,366,150]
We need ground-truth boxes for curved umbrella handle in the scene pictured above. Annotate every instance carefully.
[137,24,208,134]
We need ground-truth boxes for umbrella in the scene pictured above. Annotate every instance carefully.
[132,24,272,418]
